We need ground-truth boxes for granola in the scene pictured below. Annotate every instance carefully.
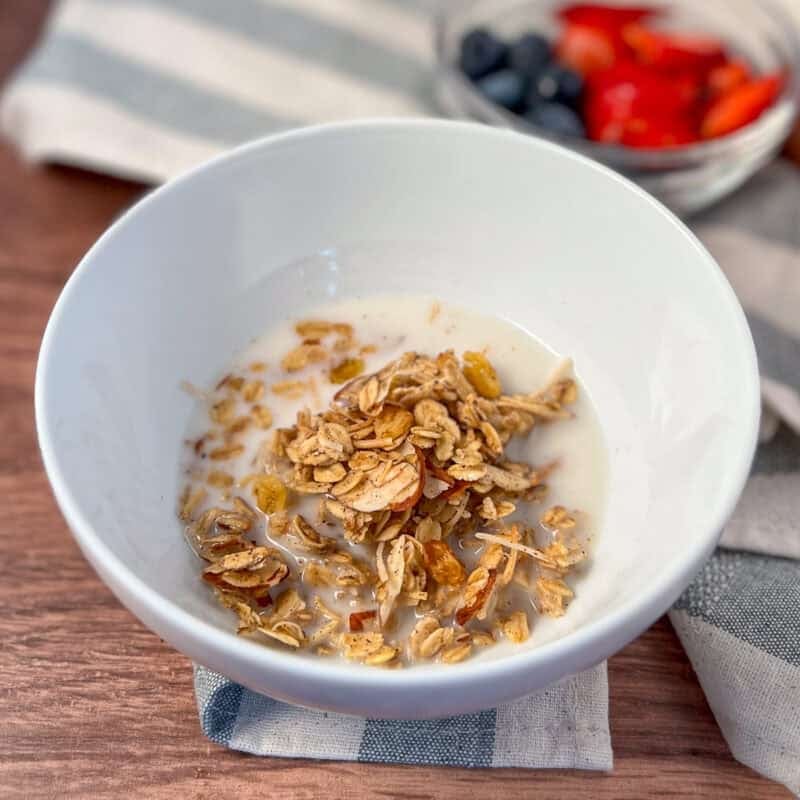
[178,310,594,667]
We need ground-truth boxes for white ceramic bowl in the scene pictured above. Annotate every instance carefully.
[36,120,759,719]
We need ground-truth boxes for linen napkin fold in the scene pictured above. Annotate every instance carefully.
[667,177,800,796]
[4,2,799,793]
[194,663,612,769]
[0,0,435,182]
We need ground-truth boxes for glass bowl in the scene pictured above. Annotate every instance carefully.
[435,0,800,215]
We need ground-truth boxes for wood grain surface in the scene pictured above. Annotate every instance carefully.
[0,3,792,798]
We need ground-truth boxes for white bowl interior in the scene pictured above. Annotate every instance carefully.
[37,122,757,716]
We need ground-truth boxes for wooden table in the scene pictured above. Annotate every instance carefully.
[0,5,792,798]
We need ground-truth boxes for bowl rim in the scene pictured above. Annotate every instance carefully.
[35,118,760,693]
[434,0,800,167]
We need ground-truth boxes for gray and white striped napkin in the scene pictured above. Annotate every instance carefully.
[4,2,798,794]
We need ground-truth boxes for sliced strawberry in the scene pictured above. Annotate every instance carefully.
[584,62,698,142]
[558,4,655,30]
[556,23,618,75]
[707,59,751,95]
[585,74,701,146]
[587,62,696,112]
[673,71,704,106]
[622,24,726,73]
[621,115,698,147]
[701,75,782,138]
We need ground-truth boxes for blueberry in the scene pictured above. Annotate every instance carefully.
[528,64,583,109]
[509,33,551,78]
[525,102,586,138]
[477,69,528,110]
[459,28,508,80]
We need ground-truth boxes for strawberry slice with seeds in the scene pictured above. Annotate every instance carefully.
[700,74,782,138]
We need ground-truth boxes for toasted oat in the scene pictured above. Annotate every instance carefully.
[214,510,252,533]
[471,630,495,647]
[440,640,472,664]
[251,404,273,429]
[259,619,305,647]
[409,616,455,659]
[198,533,252,562]
[179,485,207,521]
[304,561,338,587]
[289,514,335,553]
[242,380,265,403]
[415,517,442,543]
[269,510,291,536]
[498,611,530,643]
[313,595,341,620]
[310,619,340,646]
[364,644,400,666]
[272,587,306,619]
[225,416,251,435]
[272,380,307,398]
[182,324,590,666]
[541,505,577,530]
[203,547,289,597]
[210,397,236,425]
[295,320,353,339]
[535,577,574,617]
[282,343,327,373]
[208,443,245,461]
[341,632,384,659]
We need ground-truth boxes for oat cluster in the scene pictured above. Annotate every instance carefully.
[179,317,589,667]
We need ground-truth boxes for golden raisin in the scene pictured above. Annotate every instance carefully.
[253,474,288,514]
[424,540,466,587]
[462,351,501,399]
[329,357,365,385]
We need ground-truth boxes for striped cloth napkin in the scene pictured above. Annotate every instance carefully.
[3,1,798,794]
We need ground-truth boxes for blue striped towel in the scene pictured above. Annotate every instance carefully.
[195,663,611,769]
[3,2,799,793]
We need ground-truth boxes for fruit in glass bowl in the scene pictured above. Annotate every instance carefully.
[458,2,784,149]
